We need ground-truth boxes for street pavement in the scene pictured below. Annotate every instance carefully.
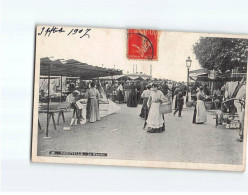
[37,103,243,165]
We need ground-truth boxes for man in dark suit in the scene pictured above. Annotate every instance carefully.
[180,82,187,96]
[173,89,184,117]
[162,80,170,96]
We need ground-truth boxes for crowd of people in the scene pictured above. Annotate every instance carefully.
[59,77,245,140]
[65,79,192,128]
[102,79,188,105]
[98,79,209,133]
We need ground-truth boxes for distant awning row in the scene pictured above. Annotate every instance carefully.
[97,75,150,81]
[189,68,247,82]
[40,57,123,79]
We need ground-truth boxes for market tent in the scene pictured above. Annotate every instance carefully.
[189,68,210,81]
[189,68,209,76]
[39,57,123,137]
[98,74,151,81]
[98,75,131,80]
[189,68,245,82]
[134,76,145,81]
[128,76,139,80]
[117,75,132,81]
[40,57,123,79]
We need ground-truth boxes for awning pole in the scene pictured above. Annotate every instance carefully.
[46,62,51,137]
[60,75,63,102]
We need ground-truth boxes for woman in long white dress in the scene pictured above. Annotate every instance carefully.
[146,84,167,133]
[192,86,207,124]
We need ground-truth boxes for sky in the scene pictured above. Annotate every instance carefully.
[36,26,203,81]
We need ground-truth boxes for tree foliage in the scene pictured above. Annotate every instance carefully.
[193,37,248,73]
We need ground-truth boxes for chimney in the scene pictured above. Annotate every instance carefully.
[136,64,138,73]
[133,65,135,73]
[150,65,152,76]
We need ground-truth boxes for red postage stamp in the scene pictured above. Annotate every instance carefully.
[127,29,159,60]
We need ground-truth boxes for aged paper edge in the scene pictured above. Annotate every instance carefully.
[31,25,248,172]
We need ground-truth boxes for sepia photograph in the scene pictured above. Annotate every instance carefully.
[32,26,247,171]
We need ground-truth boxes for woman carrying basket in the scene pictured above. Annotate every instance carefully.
[146,84,167,133]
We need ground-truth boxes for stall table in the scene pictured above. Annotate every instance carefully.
[38,109,65,131]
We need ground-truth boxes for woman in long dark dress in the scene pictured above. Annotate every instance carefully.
[86,82,101,123]
[136,82,142,104]
[172,88,180,111]
[124,81,131,103]
[117,82,124,104]
[139,85,151,118]
[127,83,138,107]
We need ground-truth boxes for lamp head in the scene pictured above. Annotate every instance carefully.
[186,56,192,68]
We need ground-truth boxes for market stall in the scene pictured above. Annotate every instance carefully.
[39,57,123,137]
[189,68,246,131]
[189,68,246,110]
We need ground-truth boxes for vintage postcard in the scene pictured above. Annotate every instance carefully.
[32,25,248,171]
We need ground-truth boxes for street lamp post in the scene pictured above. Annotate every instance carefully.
[186,56,192,102]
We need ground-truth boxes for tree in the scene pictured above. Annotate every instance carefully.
[193,37,248,73]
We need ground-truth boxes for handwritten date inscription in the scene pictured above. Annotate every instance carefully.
[37,26,91,39]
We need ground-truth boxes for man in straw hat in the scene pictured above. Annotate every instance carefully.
[66,90,80,105]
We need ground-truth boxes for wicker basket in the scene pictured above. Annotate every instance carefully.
[160,102,172,114]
